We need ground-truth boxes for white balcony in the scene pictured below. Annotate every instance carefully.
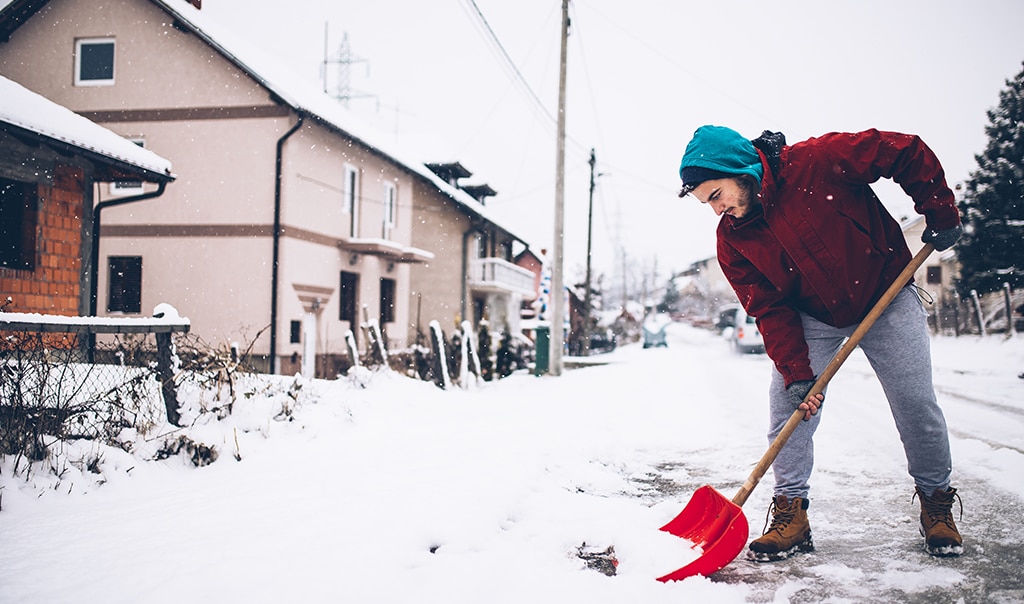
[468,258,536,297]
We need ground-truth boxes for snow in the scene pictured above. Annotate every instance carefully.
[0,304,189,329]
[1,323,1023,602]
[0,75,173,179]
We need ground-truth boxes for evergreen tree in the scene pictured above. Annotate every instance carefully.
[956,61,1024,296]
[657,278,681,315]
[478,321,494,382]
[495,328,514,378]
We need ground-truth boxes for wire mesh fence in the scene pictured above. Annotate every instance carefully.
[0,330,171,464]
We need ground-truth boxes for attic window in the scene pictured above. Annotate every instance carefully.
[109,139,146,196]
[75,38,115,86]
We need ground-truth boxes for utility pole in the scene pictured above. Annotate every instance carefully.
[583,148,596,356]
[549,0,569,376]
[622,249,628,311]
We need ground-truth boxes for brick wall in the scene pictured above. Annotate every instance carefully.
[0,164,84,316]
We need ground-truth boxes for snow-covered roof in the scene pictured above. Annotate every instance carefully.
[153,0,525,243]
[0,74,174,181]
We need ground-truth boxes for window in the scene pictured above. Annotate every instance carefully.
[290,320,302,344]
[927,266,942,285]
[109,139,146,196]
[379,277,395,324]
[339,271,359,324]
[343,165,359,237]
[75,38,115,86]
[108,256,142,313]
[0,177,37,270]
[472,232,486,258]
[382,182,396,239]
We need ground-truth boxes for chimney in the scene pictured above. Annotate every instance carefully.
[460,184,497,205]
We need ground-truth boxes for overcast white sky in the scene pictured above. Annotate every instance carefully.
[204,0,1024,291]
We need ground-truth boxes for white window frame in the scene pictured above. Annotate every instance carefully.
[75,37,116,87]
[343,164,359,237]
[382,181,396,239]
[108,138,146,196]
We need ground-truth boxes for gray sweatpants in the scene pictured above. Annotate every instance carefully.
[768,285,953,499]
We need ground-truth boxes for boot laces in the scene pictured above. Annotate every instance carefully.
[761,498,797,535]
[913,489,963,528]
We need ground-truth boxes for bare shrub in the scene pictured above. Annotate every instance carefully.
[0,331,169,474]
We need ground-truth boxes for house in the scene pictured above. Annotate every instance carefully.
[413,161,535,345]
[0,0,534,376]
[671,254,735,325]
[0,74,174,317]
[513,247,545,321]
[900,215,953,302]
[897,213,1018,334]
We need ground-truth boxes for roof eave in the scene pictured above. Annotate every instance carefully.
[0,121,176,183]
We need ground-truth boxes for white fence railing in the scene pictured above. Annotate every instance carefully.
[468,258,536,296]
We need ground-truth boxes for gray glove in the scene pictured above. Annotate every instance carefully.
[786,379,817,410]
[921,224,963,251]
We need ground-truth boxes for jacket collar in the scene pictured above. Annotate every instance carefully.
[723,149,774,229]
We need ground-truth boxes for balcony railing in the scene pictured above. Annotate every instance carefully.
[468,258,536,297]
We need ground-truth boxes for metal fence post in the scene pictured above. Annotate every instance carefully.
[156,332,182,426]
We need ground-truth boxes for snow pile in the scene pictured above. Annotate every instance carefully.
[0,324,1021,603]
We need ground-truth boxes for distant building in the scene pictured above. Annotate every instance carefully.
[0,0,534,375]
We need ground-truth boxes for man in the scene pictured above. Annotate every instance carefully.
[678,125,964,561]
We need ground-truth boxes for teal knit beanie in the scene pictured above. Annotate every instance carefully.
[679,125,764,190]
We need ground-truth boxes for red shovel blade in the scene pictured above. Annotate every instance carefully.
[656,485,749,582]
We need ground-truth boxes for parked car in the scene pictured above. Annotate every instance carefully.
[588,328,617,354]
[642,313,671,348]
[729,307,765,354]
[714,304,741,334]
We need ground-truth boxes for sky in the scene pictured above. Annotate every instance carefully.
[199,0,1024,289]
[1,323,1022,602]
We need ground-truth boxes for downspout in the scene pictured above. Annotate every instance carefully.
[461,224,483,323]
[88,180,168,363]
[269,114,304,374]
[90,180,168,316]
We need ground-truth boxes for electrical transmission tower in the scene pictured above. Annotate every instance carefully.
[322,26,371,107]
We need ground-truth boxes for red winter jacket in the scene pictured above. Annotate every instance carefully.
[716,129,961,386]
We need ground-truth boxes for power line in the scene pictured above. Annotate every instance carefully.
[582,3,785,131]
[460,0,557,127]
[459,0,593,159]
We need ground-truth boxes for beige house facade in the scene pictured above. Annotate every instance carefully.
[0,0,535,375]
[410,162,536,343]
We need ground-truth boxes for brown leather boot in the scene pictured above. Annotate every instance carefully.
[747,495,814,562]
[915,486,963,556]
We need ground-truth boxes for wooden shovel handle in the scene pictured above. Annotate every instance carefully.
[731,243,935,507]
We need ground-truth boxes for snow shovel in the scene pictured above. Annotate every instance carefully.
[656,243,936,582]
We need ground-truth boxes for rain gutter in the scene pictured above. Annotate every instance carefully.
[89,181,168,316]
[269,114,304,373]
[461,223,485,322]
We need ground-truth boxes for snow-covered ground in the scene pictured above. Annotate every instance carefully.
[1,322,1022,603]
